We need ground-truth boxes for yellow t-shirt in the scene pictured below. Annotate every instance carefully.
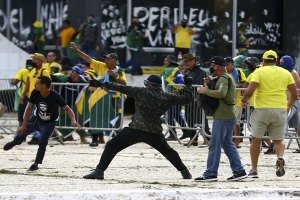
[174,27,193,48]
[246,73,255,107]
[59,27,76,47]
[14,68,30,95]
[251,66,294,108]
[28,67,51,97]
[235,68,246,106]
[91,59,127,98]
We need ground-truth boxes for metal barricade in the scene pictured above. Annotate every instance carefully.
[52,82,125,142]
[0,79,19,134]
[164,85,300,148]
[164,84,209,147]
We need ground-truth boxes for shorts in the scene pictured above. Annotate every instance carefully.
[250,108,287,140]
[235,106,243,125]
[287,100,300,128]
[18,97,29,121]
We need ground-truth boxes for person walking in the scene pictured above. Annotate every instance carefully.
[242,50,298,178]
[196,56,247,181]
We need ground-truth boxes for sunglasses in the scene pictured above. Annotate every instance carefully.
[144,80,160,86]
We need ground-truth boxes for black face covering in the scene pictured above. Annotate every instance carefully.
[181,22,187,28]
[31,62,37,68]
[209,67,216,75]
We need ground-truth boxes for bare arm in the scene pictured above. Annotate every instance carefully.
[17,102,34,134]
[70,42,92,64]
[287,83,298,111]
[11,79,20,86]
[62,105,82,129]
[171,24,180,33]
[292,70,300,89]
[20,77,30,104]
[242,81,259,102]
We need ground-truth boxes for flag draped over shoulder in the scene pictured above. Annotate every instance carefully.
[88,87,119,134]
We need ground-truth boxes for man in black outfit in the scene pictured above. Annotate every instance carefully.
[83,74,194,180]
[183,53,212,146]
[3,76,81,171]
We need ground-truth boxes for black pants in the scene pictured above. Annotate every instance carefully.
[97,127,187,171]
[174,47,190,58]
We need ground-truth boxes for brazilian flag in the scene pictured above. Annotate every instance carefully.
[56,86,119,138]
[88,87,119,133]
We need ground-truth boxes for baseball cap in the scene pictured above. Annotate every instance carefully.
[224,57,234,64]
[104,53,118,62]
[72,66,84,75]
[208,56,227,66]
[262,50,278,60]
[144,75,162,86]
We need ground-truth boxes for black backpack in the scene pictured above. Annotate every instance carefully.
[196,74,235,116]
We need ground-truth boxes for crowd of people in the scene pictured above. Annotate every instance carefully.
[1,14,299,182]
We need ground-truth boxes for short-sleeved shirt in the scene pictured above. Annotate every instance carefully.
[28,67,51,97]
[246,73,255,107]
[251,66,294,108]
[174,27,194,48]
[59,26,76,47]
[14,68,30,95]
[29,89,66,122]
[91,59,127,98]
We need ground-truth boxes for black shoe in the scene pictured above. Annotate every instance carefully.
[89,134,98,146]
[166,135,177,141]
[195,175,218,182]
[83,168,104,179]
[227,170,248,181]
[276,158,285,177]
[264,148,275,154]
[27,164,39,172]
[89,142,98,147]
[28,137,39,145]
[3,141,16,151]
[180,169,192,179]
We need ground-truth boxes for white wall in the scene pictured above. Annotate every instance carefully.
[0,33,29,79]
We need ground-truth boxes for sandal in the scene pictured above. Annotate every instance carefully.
[292,149,300,153]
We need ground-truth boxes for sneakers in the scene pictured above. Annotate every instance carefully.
[180,169,192,179]
[27,137,39,145]
[83,168,104,179]
[227,170,248,181]
[27,164,39,172]
[3,141,16,151]
[276,158,285,177]
[264,148,275,154]
[248,170,259,178]
[194,175,218,182]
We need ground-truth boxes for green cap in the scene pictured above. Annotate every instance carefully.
[177,60,185,66]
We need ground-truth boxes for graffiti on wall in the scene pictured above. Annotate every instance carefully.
[40,0,68,41]
[101,1,127,55]
[0,0,67,51]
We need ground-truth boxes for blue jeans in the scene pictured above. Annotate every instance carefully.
[204,118,245,176]
[13,115,56,164]
[130,47,143,75]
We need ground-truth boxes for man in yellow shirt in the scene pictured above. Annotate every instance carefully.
[20,53,51,145]
[242,50,298,178]
[172,19,195,58]
[11,60,33,128]
[56,20,76,57]
[70,42,127,145]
